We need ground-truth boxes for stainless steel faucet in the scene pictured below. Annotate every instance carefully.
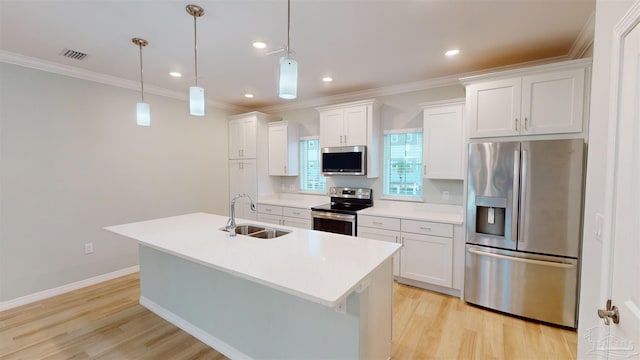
[225,193,257,236]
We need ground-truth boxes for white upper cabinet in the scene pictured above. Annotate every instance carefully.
[229,116,258,159]
[463,59,590,139]
[318,105,368,147]
[317,99,381,178]
[421,99,465,180]
[268,121,299,176]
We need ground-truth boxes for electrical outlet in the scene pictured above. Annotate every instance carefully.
[442,191,450,201]
[84,242,94,255]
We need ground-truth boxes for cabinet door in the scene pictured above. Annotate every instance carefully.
[423,104,464,179]
[358,227,401,277]
[343,105,368,146]
[268,125,288,176]
[241,118,257,158]
[229,117,256,159]
[467,78,521,138]
[229,160,257,221]
[283,217,311,229]
[521,68,585,135]
[400,233,452,287]
[228,120,243,159]
[319,109,344,147]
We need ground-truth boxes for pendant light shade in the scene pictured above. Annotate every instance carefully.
[189,86,205,116]
[278,0,297,99]
[132,38,150,126]
[136,102,150,126]
[186,4,205,116]
[279,56,298,99]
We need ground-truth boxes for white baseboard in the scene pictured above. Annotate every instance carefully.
[0,265,140,312]
[140,296,251,360]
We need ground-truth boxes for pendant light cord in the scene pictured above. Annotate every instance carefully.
[138,44,145,102]
[193,14,198,86]
[286,0,291,56]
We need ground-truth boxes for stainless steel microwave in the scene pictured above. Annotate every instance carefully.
[321,146,366,176]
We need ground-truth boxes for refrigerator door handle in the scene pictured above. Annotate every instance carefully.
[468,248,575,269]
[511,149,520,242]
[520,149,528,242]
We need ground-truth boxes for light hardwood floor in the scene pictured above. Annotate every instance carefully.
[0,273,577,359]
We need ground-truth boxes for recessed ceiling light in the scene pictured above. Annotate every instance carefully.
[244,93,254,98]
[445,49,460,57]
[169,71,182,77]
[322,77,333,82]
[252,41,267,49]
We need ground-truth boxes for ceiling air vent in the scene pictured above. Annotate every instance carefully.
[60,48,87,60]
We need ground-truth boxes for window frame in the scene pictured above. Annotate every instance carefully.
[381,128,424,202]
[298,136,327,194]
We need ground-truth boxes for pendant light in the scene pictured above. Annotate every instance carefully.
[186,4,205,116]
[279,0,297,99]
[132,38,150,126]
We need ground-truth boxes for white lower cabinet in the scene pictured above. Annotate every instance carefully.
[400,219,453,288]
[358,215,454,291]
[400,232,453,287]
[357,227,401,276]
[257,204,312,229]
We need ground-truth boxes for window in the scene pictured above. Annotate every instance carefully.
[299,137,326,192]
[383,129,423,198]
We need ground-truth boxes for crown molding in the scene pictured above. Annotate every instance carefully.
[0,50,247,112]
[568,11,595,59]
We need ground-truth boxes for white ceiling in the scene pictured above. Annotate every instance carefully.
[0,0,595,111]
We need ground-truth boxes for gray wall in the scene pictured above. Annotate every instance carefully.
[0,63,230,301]
[272,84,466,205]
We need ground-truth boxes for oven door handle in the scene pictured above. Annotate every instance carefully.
[311,211,356,222]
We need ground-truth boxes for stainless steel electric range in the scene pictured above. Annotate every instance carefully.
[310,187,373,236]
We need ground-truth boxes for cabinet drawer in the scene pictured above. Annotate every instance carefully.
[257,204,283,216]
[283,217,311,229]
[257,213,281,225]
[283,207,310,219]
[401,219,453,237]
[359,215,400,231]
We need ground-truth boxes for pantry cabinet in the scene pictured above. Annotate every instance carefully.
[317,99,381,177]
[463,59,590,139]
[229,159,257,221]
[228,116,257,159]
[421,99,465,180]
[268,121,299,176]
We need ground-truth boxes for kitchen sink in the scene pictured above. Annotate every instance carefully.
[220,224,290,239]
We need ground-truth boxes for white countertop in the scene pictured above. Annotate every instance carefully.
[359,200,464,224]
[105,212,400,308]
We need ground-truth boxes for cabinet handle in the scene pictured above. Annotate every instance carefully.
[420,227,432,231]
[240,162,244,170]
[373,221,383,225]
[265,208,272,212]
[339,135,343,144]
[344,135,347,144]
[284,165,287,173]
[524,117,528,130]
[395,236,399,242]
[423,165,427,176]
[292,211,300,215]
[515,118,519,131]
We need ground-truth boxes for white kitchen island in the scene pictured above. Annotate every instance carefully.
[105,212,401,360]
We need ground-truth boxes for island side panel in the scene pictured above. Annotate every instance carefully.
[359,258,393,360]
[139,245,363,359]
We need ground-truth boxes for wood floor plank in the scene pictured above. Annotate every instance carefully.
[0,273,578,359]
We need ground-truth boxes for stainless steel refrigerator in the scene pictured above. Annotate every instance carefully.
[464,139,584,328]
